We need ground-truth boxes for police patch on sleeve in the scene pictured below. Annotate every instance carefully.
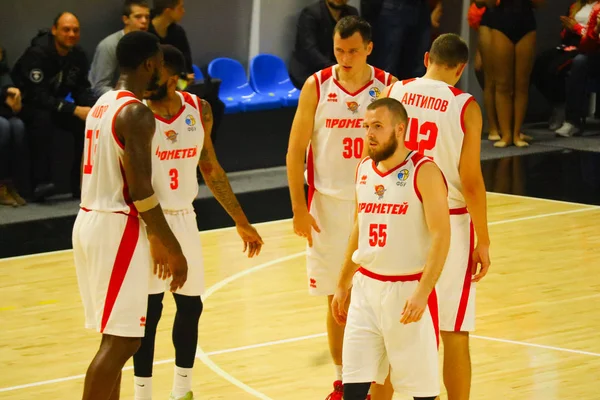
[29,69,44,83]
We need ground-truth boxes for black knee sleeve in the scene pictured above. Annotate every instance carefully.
[133,293,164,377]
[172,294,203,368]
[414,397,437,400]
[342,382,370,400]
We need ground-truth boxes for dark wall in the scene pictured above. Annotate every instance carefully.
[0,0,252,69]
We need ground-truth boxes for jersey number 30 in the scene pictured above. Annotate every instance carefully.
[342,137,364,159]
[405,118,438,156]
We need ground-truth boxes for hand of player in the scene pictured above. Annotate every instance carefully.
[560,16,577,31]
[331,286,350,326]
[167,249,188,292]
[471,243,490,282]
[148,233,171,280]
[400,288,428,324]
[292,209,321,247]
[236,222,264,258]
[431,2,442,28]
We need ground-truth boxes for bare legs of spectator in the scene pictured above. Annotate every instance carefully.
[513,31,536,145]
[478,26,501,142]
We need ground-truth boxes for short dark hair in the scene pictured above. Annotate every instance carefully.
[367,98,408,125]
[124,0,150,17]
[153,0,180,16]
[117,31,160,70]
[429,33,469,68]
[53,11,79,27]
[333,16,372,43]
[161,44,186,77]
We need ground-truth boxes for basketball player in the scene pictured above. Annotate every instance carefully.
[286,15,396,398]
[72,31,188,400]
[131,45,264,400]
[377,33,492,400]
[331,97,450,400]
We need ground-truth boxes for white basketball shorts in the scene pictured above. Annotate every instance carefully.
[149,210,204,296]
[342,268,440,397]
[437,208,475,332]
[73,209,151,338]
[306,189,355,296]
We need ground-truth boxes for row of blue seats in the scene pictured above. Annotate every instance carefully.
[199,54,300,114]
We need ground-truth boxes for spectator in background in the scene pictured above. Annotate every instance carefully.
[148,0,195,82]
[532,0,600,137]
[366,0,433,80]
[0,46,27,207]
[11,12,96,201]
[288,0,359,89]
[89,0,150,97]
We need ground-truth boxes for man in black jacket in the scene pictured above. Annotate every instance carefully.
[289,0,359,89]
[11,12,97,201]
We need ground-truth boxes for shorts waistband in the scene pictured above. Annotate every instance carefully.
[357,267,422,282]
[450,207,468,215]
[80,207,132,216]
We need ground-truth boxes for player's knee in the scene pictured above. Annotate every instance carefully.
[173,294,203,322]
[103,335,142,358]
[343,382,370,400]
[146,293,165,326]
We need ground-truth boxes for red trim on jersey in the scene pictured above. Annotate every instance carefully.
[358,267,422,282]
[181,91,198,109]
[401,78,417,86]
[111,99,140,150]
[154,102,186,124]
[306,144,315,210]
[116,91,136,100]
[196,95,206,133]
[385,81,397,98]
[100,214,140,334]
[460,96,475,135]
[371,151,414,177]
[334,78,374,97]
[312,73,321,103]
[448,86,465,97]
[454,220,474,331]
[355,156,371,183]
[373,67,386,84]
[119,161,138,217]
[428,288,440,348]
[413,159,434,202]
[321,67,333,83]
[450,207,468,215]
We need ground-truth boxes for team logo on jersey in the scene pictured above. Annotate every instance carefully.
[359,175,368,185]
[327,93,338,102]
[347,101,359,114]
[374,184,386,199]
[396,169,409,186]
[369,87,381,100]
[164,130,178,143]
[185,114,197,131]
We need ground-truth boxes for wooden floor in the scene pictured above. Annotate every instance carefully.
[1,192,600,400]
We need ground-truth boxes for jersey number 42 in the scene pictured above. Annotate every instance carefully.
[405,118,439,157]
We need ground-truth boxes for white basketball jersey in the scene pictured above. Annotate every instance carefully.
[352,152,434,276]
[80,90,143,215]
[309,65,392,201]
[388,78,474,209]
[148,91,205,211]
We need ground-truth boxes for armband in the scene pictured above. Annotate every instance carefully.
[134,193,159,213]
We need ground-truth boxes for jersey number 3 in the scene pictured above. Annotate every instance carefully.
[169,168,179,190]
[83,129,100,175]
[405,118,438,156]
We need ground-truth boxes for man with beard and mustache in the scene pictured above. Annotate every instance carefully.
[382,33,491,400]
[331,97,450,400]
[72,31,188,400]
[286,16,396,400]
[289,0,359,89]
[133,45,263,400]
[11,12,97,200]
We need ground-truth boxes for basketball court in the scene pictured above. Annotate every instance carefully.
[1,191,599,399]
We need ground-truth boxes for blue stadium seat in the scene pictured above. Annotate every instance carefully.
[250,54,299,107]
[192,64,204,81]
[208,57,282,113]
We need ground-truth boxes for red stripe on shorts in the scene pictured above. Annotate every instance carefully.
[454,220,474,331]
[428,288,440,348]
[306,144,315,210]
[100,215,140,333]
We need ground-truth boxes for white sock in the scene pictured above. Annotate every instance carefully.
[134,376,152,400]
[172,366,193,398]
[335,364,343,381]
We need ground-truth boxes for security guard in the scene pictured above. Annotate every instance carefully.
[11,12,97,200]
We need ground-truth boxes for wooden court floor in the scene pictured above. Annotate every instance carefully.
[1,192,599,399]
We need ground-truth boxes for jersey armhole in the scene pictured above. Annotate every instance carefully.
[413,159,447,203]
[355,156,371,183]
[312,73,321,103]
[460,96,475,135]
[195,95,207,133]
[111,99,141,150]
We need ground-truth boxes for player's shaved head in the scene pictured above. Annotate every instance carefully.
[117,31,161,70]
[161,44,185,77]
[366,98,408,126]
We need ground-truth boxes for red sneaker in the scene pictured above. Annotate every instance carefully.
[325,380,343,399]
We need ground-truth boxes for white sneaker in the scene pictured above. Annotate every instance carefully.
[555,122,580,137]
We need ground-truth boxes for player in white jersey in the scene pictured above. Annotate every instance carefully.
[72,31,188,400]
[331,98,450,400]
[286,15,396,398]
[377,33,492,400]
[130,45,264,400]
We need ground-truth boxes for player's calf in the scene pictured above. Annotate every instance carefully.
[133,293,164,399]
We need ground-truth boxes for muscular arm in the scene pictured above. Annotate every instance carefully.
[116,102,182,253]
[416,162,451,296]
[198,99,249,225]
[459,99,490,247]
[286,76,318,214]
[336,215,360,290]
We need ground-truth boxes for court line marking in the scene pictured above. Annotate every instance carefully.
[1,200,599,394]
[489,191,600,208]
